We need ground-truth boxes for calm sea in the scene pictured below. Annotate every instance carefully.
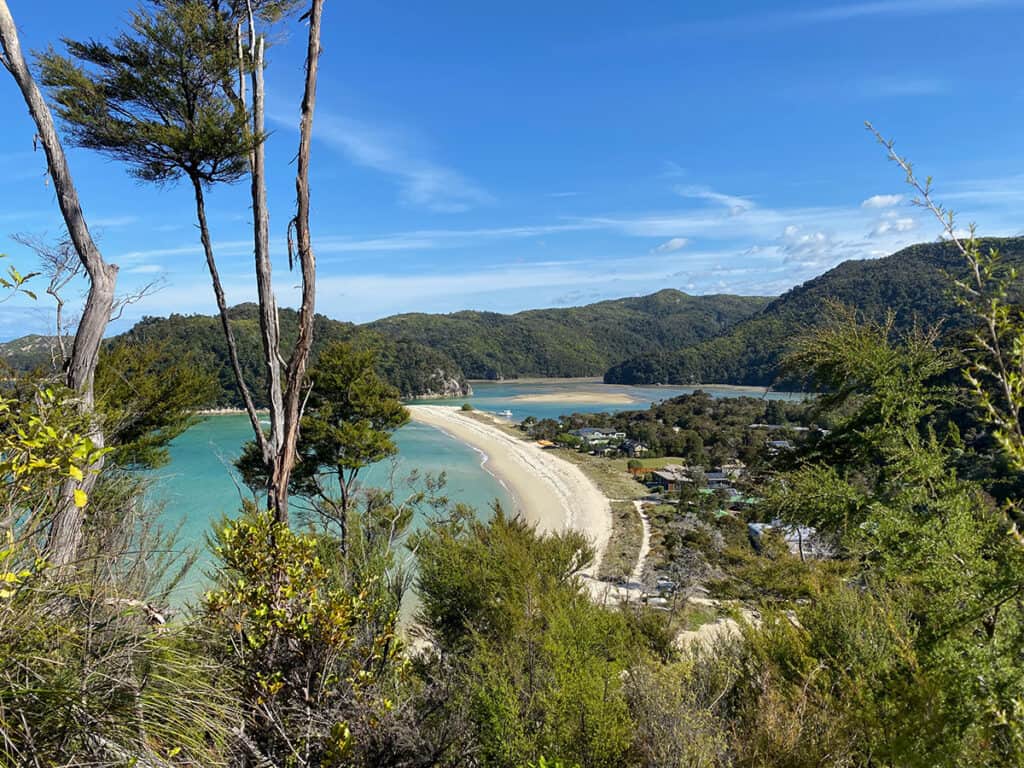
[150,381,802,596]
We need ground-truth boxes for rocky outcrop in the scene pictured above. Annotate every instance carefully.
[409,369,473,400]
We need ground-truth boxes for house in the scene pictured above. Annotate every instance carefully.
[748,520,834,560]
[569,427,627,445]
[767,439,794,453]
[704,471,731,489]
[720,459,746,479]
[749,423,810,433]
[619,439,648,457]
[649,466,693,492]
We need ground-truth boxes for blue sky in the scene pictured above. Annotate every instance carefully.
[2,0,1023,339]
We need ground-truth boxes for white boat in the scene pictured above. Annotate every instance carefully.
[496,409,513,418]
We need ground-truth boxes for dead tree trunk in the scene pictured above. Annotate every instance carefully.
[246,28,288,521]
[275,0,324,518]
[0,0,118,566]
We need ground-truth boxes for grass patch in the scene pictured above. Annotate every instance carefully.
[599,501,643,582]
[607,456,689,472]
[554,449,649,501]
[678,601,721,631]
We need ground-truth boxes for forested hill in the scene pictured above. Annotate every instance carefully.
[604,236,1024,387]
[2,290,769,403]
[111,305,472,407]
[365,290,770,379]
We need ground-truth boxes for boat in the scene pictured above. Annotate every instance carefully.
[496,409,513,418]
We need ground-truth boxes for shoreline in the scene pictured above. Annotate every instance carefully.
[407,405,612,574]
[468,377,795,396]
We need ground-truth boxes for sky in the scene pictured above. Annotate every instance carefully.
[1,0,1023,339]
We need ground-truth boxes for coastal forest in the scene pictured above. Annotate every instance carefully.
[1,290,769,404]
[2,1,1023,768]
[7,238,1018,402]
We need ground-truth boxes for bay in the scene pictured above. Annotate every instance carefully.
[151,380,803,595]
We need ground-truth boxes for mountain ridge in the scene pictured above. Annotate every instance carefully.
[604,236,1024,386]
[1,289,767,404]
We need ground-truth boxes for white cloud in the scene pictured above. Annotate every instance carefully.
[126,264,164,274]
[676,185,753,216]
[870,217,915,237]
[653,237,689,254]
[283,110,492,213]
[861,194,903,209]
[779,225,835,265]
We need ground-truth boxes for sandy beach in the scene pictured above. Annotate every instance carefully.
[407,405,612,574]
[509,391,638,405]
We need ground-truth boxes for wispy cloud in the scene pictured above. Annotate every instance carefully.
[673,0,1012,37]
[862,76,948,97]
[676,185,753,216]
[92,215,140,229]
[862,193,904,208]
[794,0,1010,23]
[652,237,689,254]
[278,110,492,213]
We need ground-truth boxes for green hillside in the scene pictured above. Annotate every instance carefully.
[114,305,471,407]
[1,290,769,404]
[0,334,69,370]
[604,237,1024,387]
[366,290,770,379]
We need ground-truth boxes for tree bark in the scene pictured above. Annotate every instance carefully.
[190,175,268,457]
[0,0,118,566]
[247,32,288,520]
[275,0,324,519]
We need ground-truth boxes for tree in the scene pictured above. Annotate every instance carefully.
[1,0,120,567]
[203,507,403,767]
[40,0,326,523]
[745,311,1024,765]
[95,339,217,468]
[238,342,410,550]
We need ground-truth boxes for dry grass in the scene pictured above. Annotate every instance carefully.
[600,501,644,581]
[548,451,650,582]
[554,449,649,501]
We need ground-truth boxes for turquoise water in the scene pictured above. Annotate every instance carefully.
[150,414,513,593]
[431,380,805,423]
[151,380,803,595]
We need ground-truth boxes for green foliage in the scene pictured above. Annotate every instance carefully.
[415,510,645,768]
[237,342,410,534]
[96,339,217,468]
[414,507,593,650]
[736,312,1024,766]
[106,304,471,405]
[525,389,811,464]
[0,253,39,301]
[0,384,105,525]
[203,507,402,766]
[0,561,234,766]
[369,289,768,380]
[39,1,252,186]
[0,382,230,766]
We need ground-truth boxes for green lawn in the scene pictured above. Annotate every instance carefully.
[607,456,689,472]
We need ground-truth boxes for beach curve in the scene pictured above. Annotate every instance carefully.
[407,405,612,575]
